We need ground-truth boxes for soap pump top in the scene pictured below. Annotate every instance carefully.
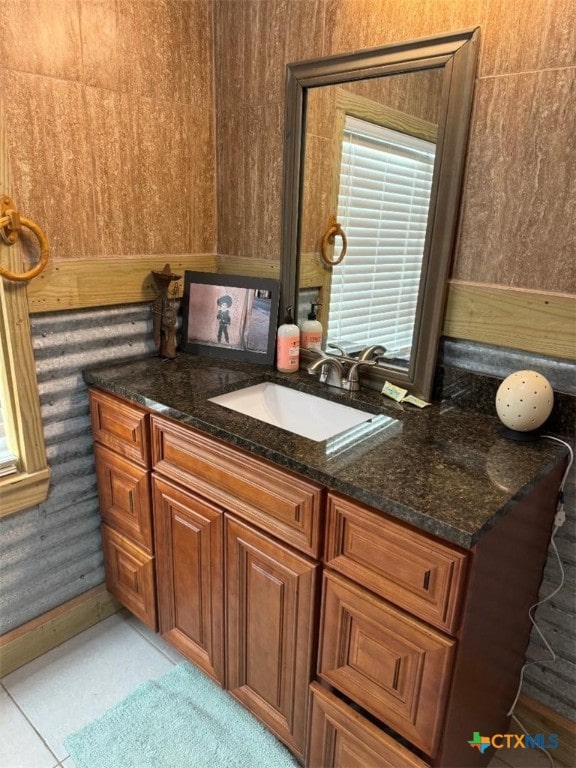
[276,306,300,373]
[300,302,323,352]
[308,302,321,320]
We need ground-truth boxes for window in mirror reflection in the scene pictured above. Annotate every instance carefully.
[327,116,435,362]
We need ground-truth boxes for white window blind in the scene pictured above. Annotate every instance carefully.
[0,392,18,477]
[327,115,435,357]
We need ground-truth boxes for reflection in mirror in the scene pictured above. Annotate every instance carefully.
[281,29,480,400]
[299,69,443,368]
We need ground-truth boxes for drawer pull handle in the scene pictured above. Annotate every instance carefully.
[392,659,401,691]
[423,570,431,591]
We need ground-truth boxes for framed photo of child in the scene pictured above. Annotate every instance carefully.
[180,272,280,365]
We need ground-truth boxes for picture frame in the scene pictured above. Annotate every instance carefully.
[180,271,280,365]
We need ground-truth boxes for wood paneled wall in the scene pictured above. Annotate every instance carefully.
[0,0,216,266]
[214,0,575,356]
[1,0,574,353]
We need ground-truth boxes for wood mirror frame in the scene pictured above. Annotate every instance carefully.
[280,28,480,400]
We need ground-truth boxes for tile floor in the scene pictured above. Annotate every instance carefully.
[0,611,186,768]
[0,610,559,768]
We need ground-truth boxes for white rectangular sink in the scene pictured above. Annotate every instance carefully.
[208,382,374,441]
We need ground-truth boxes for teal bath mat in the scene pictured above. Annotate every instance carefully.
[64,661,299,768]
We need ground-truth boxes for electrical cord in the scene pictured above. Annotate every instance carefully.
[511,712,555,768]
[505,435,574,768]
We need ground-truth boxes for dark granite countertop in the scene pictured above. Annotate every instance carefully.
[82,353,567,549]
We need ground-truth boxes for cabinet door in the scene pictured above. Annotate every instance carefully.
[226,515,317,759]
[318,571,455,757]
[153,476,224,685]
[101,523,156,629]
[308,683,430,768]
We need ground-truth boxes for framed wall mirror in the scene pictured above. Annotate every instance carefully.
[280,28,479,400]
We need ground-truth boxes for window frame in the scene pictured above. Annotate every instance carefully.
[0,108,50,518]
[0,248,50,517]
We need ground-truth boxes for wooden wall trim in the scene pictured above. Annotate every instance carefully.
[24,256,575,363]
[25,254,279,314]
[335,87,438,144]
[514,695,575,768]
[26,255,217,313]
[0,585,121,677]
[444,281,575,360]
[0,467,50,519]
[216,254,280,278]
[299,256,575,360]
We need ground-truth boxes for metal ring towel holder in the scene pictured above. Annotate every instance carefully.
[0,195,49,282]
[321,214,347,266]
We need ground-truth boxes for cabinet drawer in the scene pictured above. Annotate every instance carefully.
[101,523,157,630]
[308,683,430,768]
[324,494,467,633]
[318,571,454,756]
[89,390,150,467]
[151,416,323,557]
[95,444,152,553]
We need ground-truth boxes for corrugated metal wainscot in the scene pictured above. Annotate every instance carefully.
[0,303,156,634]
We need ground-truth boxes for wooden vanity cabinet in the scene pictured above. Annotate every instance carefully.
[151,415,323,557]
[89,388,149,466]
[89,389,565,768]
[89,390,157,630]
[324,493,467,634]
[95,445,152,553]
[150,414,322,760]
[312,465,566,768]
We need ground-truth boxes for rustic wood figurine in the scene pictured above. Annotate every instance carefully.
[151,263,181,359]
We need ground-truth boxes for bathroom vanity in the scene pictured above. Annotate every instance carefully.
[84,354,566,768]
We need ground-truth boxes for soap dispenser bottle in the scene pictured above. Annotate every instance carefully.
[276,306,300,373]
[300,302,323,352]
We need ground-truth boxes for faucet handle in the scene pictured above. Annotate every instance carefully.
[345,358,377,389]
[348,359,376,374]
[327,342,349,357]
[358,344,387,361]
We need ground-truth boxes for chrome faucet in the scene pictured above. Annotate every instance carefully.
[358,344,387,361]
[307,353,376,392]
[306,355,346,388]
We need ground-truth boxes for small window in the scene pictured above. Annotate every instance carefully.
[327,116,435,360]
[0,389,18,477]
